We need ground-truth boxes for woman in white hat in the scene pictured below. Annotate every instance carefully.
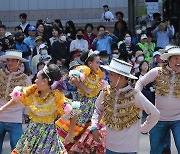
[135,46,180,154]
[91,58,159,154]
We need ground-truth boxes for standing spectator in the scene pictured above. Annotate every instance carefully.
[65,20,76,42]
[83,23,97,50]
[0,50,31,153]
[70,29,88,54]
[93,25,117,55]
[135,46,180,154]
[17,13,30,37]
[115,11,128,30]
[51,30,70,68]
[101,5,114,22]
[153,22,174,49]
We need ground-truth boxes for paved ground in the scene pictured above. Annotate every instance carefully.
[2,125,178,154]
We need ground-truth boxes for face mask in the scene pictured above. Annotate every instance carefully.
[112,54,119,59]
[41,49,48,55]
[77,35,83,40]
[17,37,24,44]
[136,29,142,35]
[60,36,66,42]
[142,26,147,31]
[124,37,131,44]
[137,56,144,62]
[101,58,109,64]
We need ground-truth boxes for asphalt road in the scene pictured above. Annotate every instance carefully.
[2,125,178,154]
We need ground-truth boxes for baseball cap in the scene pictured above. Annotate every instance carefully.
[39,44,47,50]
[28,26,36,31]
[140,34,147,40]
[103,5,109,8]
[153,51,162,57]
[35,36,44,42]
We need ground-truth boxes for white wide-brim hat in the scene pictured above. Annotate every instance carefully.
[160,46,180,60]
[101,58,138,79]
[0,50,28,62]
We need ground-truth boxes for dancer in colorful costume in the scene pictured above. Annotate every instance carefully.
[136,46,180,154]
[56,50,105,153]
[0,64,78,154]
[91,58,160,154]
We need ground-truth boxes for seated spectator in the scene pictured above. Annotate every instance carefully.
[150,50,166,68]
[119,32,135,62]
[93,25,117,55]
[65,61,80,98]
[83,23,97,50]
[0,42,5,56]
[151,12,161,29]
[31,61,45,83]
[70,28,88,54]
[135,33,155,62]
[32,36,44,57]
[113,20,127,42]
[65,20,76,42]
[132,25,142,45]
[153,22,174,48]
[133,50,145,74]
[51,30,70,68]
[49,26,61,46]
[0,25,11,51]
[54,19,63,30]
[14,32,31,72]
[31,44,51,74]
[99,50,110,81]
[145,33,156,62]
[36,22,45,37]
[140,20,148,34]
[24,26,36,51]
